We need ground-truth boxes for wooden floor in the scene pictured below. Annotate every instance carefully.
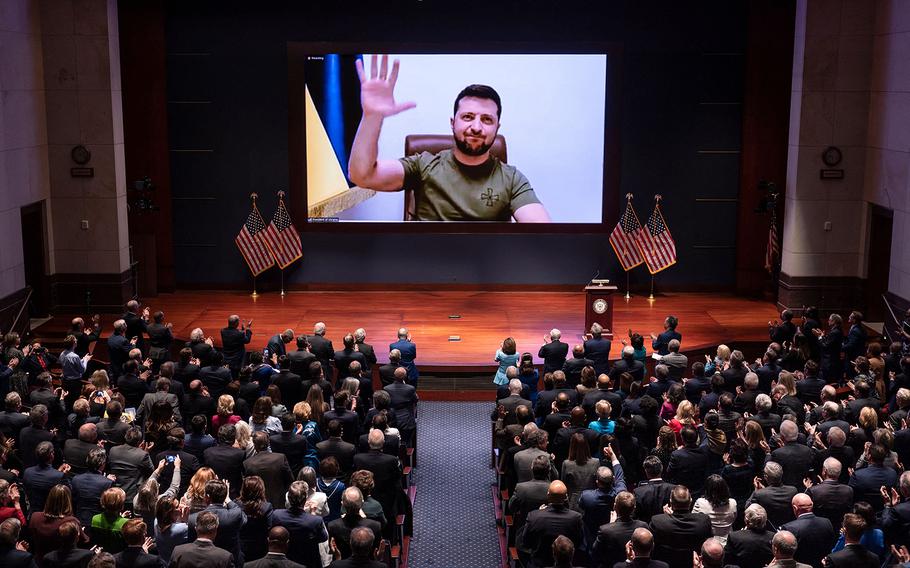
[80,290,778,369]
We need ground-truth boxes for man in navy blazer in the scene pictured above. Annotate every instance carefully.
[389,328,418,386]
[271,481,328,568]
[0,517,37,568]
[187,479,247,566]
[650,315,681,356]
[22,441,67,514]
[266,329,294,359]
[882,471,910,547]
[848,444,898,510]
[107,319,133,380]
[583,323,612,376]
[842,311,867,379]
[538,329,569,375]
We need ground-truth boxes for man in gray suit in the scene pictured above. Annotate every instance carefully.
[513,430,557,484]
[508,455,551,527]
[136,377,181,425]
[661,339,688,380]
[170,510,234,568]
[107,426,154,501]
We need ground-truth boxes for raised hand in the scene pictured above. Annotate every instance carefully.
[356,55,416,119]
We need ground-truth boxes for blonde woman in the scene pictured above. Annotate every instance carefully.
[669,400,698,441]
[705,344,731,375]
[179,467,217,514]
[212,394,240,429]
[235,420,255,458]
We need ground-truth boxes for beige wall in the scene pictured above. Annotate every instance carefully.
[0,0,129,303]
[865,0,910,299]
[0,0,51,299]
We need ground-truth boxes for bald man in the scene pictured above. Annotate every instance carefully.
[767,531,810,568]
[622,527,668,568]
[694,538,725,568]
[779,493,836,568]
[517,480,583,568]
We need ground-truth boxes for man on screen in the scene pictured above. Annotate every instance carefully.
[348,54,552,222]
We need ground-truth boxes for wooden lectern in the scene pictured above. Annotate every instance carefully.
[584,283,618,339]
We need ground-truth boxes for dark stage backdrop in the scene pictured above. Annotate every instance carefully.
[162,1,747,288]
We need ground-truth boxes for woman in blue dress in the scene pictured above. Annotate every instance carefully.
[493,337,519,386]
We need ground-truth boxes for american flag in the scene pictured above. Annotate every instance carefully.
[636,201,677,274]
[235,203,274,276]
[262,195,302,269]
[765,213,779,273]
[609,199,645,271]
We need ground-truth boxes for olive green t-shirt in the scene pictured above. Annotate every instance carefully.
[399,149,541,221]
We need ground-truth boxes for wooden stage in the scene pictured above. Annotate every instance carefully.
[92,290,778,371]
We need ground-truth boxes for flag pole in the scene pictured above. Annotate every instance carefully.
[647,194,662,301]
[280,268,286,297]
[649,275,655,300]
[625,271,631,300]
[250,192,259,298]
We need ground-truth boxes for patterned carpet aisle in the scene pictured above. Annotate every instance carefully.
[407,401,501,568]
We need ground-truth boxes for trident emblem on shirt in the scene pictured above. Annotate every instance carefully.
[480,188,499,207]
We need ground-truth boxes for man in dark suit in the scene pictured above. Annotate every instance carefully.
[378,351,401,387]
[269,413,309,475]
[796,360,826,404]
[769,309,797,346]
[187,328,217,367]
[770,420,814,489]
[327,487,383,560]
[108,426,154,501]
[324,392,361,445]
[323,527,386,568]
[552,407,600,467]
[63,423,101,475]
[815,314,845,383]
[353,328,377,374]
[508,455,551,528]
[651,315,681,356]
[746,461,798,528]
[849,444,898,510]
[842,311,867,379]
[723,503,775,568]
[316,420,357,478]
[0,517,38,568]
[28,373,65,428]
[882,471,910,547]
[108,319,133,381]
[666,426,708,496]
[155,427,201,497]
[492,378,532,424]
[646,365,677,401]
[385,367,418,447]
[754,350,782,393]
[334,334,367,381]
[683,362,711,406]
[517,480,583,568]
[114,519,159,568]
[146,311,174,373]
[308,322,335,385]
[95,401,129,446]
[244,432,294,509]
[266,329,294,359]
[352,430,402,521]
[71,448,114,527]
[822,513,879,568]
[23,441,67,512]
[244,526,307,568]
[198,352,233,399]
[583,323,612,377]
[389,327,418,387]
[634,456,675,524]
[805,457,853,529]
[271,481,329,568]
[188,480,247,566]
[221,315,252,376]
[534,371,578,421]
[170,510,235,568]
[272,356,303,409]
[19,405,56,469]
[844,379,881,424]
[648,485,711,568]
[562,345,594,389]
[577,451,627,544]
[0,393,28,446]
[117,360,150,410]
[582,374,622,421]
[610,345,645,384]
[539,328,569,376]
[122,300,150,353]
[591,491,647,568]
[288,335,316,378]
[779,493,836,568]
[174,348,201,386]
[204,425,247,498]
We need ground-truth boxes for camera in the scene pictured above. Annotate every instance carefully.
[166,455,176,464]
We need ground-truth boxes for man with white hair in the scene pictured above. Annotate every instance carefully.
[389,327,418,386]
[583,322,612,376]
[493,378,533,425]
[610,344,645,383]
[122,299,151,354]
[186,327,216,367]
[734,372,760,414]
[308,322,335,382]
[748,394,781,439]
[806,456,853,528]
[723,504,774,568]
[770,420,813,488]
[539,328,568,376]
[661,338,688,381]
[745,461,797,528]
[353,328,377,373]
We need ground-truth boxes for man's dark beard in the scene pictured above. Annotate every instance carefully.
[454,135,493,156]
